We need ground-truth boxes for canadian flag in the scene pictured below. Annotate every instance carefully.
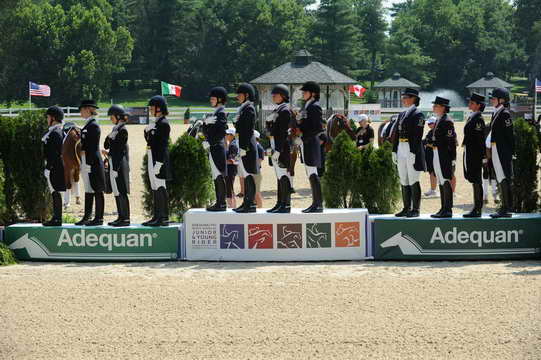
[349,84,366,98]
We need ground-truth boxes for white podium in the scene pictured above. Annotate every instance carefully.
[183,208,369,261]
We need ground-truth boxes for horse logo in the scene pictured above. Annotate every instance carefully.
[306,223,331,248]
[277,224,302,248]
[335,222,360,247]
[248,224,273,249]
[220,224,244,249]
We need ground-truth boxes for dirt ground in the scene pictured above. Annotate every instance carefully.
[0,261,539,359]
[62,121,501,223]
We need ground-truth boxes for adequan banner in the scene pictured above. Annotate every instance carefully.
[4,224,180,261]
[373,214,541,260]
[184,208,369,261]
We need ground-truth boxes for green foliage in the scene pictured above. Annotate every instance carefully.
[0,242,17,266]
[0,0,133,105]
[0,111,50,224]
[141,135,214,219]
[62,213,79,224]
[356,142,401,213]
[310,0,359,76]
[511,118,539,213]
[322,132,362,207]
[386,0,526,90]
[323,132,400,212]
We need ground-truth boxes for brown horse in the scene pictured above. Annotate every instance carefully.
[62,124,82,206]
[324,113,356,152]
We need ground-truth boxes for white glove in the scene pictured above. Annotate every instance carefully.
[153,162,163,175]
[272,151,280,163]
[452,160,456,167]
[266,148,273,156]
[240,149,247,157]
[266,113,277,123]
[202,141,210,151]
[111,170,118,178]
[293,137,302,146]
[44,169,50,178]
[204,116,217,125]
[409,152,416,162]
[482,158,488,164]
[392,152,397,165]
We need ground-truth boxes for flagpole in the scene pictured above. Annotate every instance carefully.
[534,78,538,122]
[28,82,31,109]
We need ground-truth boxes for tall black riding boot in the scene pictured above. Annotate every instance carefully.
[395,186,411,217]
[431,185,445,218]
[207,176,227,212]
[86,192,104,226]
[407,182,421,217]
[142,191,158,226]
[267,180,282,213]
[302,174,323,213]
[490,179,512,218]
[75,193,94,225]
[234,175,256,213]
[276,176,292,213]
[108,196,122,226]
[114,194,131,227]
[149,187,170,226]
[44,191,63,226]
[433,182,453,218]
[464,183,483,218]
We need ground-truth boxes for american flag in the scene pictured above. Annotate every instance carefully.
[536,79,541,93]
[29,81,51,97]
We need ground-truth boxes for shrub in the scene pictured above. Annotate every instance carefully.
[511,118,539,212]
[0,242,17,266]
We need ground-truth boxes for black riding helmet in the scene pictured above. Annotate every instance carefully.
[209,86,228,104]
[271,84,289,102]
[236,83,256,102]
[45,105,64,123]
[148,95,168,115]
[300,81,320,94]
[107,104,127,121]
[490,88,510,102]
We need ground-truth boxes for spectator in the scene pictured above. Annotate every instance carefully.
[225,128,239,208]
[355,114,374,150]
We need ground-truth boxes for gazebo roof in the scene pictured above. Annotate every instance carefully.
[466,72,512,89]
[250,50,357,85]
[373,73,420,89]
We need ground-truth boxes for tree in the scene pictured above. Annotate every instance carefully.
[353,0,387,86]
[310,0,360,76]
[0,1,133,105]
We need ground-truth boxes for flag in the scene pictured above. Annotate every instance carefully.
[29,82,51,97]
[349,84,366,98]
[161,81,182,97]
[536,79,541,93]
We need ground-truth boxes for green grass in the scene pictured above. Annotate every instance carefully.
[0,242,17,265]
[62,213,78,224]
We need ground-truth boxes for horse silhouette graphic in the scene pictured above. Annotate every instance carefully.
[248,225,273,249]
[306,223,329,248]
[336,222,360,247]
[221,225,244,249]
[277,224,302,248]
[9,234,49,258]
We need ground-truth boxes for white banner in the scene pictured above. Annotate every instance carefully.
[349,104,382,122]
[184,209,369,261]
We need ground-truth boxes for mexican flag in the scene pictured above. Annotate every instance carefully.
[161,81,182,97]
[349,84,366,98]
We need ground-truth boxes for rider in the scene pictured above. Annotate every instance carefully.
[202,87,229,212]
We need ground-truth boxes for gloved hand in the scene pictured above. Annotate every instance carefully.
[153,161,163,175]
[266,113,277,123]
[240,149,247,157]
[204,116,217,125]
[293,137,302,146]
[111,170,118,178]
[202,141,210,151]
[44,169,50,178]
[452,160,456,167]
[272,151,280,163]
[392,152,397,165]
[482,158,488,165]
[512,155,517,160]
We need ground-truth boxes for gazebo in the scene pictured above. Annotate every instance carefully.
[373,73,420,108]
[250,50,357,123]
[466,72,512,99]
